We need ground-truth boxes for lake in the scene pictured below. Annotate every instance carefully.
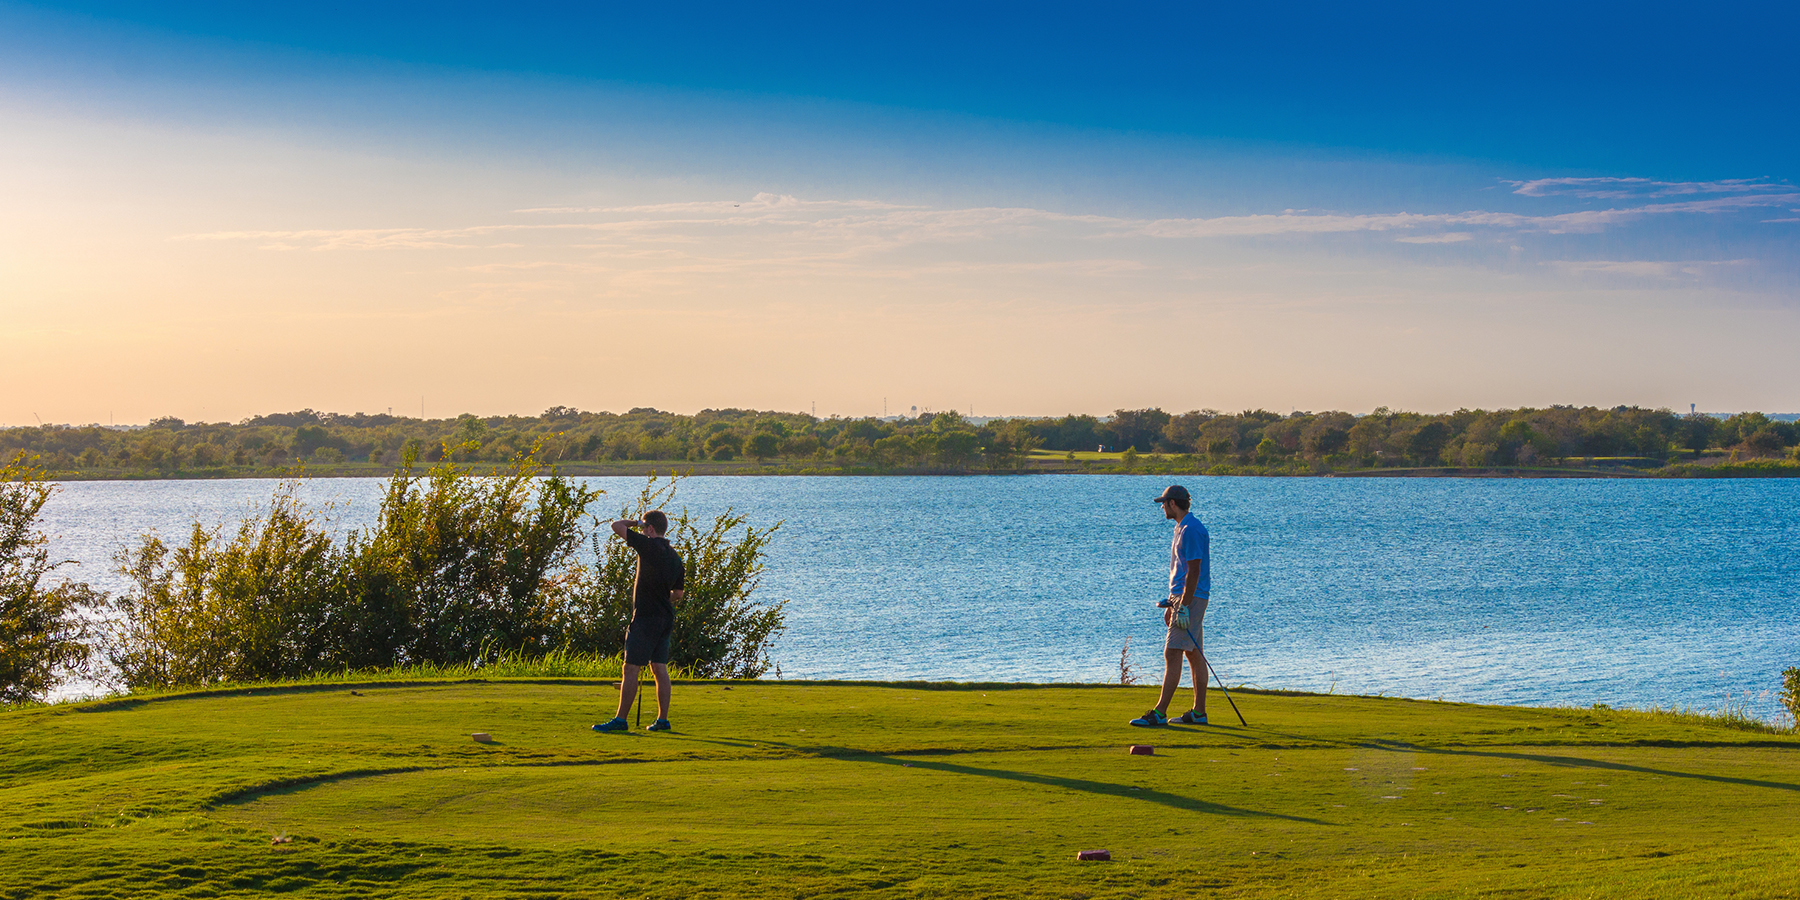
[38,474,1800,724]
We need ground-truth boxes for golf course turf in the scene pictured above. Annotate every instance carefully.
[3,680,1797,898]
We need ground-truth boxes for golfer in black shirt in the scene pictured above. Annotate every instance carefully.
[593,510,685,733]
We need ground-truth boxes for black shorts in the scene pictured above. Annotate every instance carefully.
[623,618,673,667]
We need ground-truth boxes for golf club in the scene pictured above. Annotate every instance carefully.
[1202,655,1247,726]
[1163,598,1248,726]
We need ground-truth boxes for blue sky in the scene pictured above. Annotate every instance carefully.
[16,1,1796,173]
[2,1,1796,421]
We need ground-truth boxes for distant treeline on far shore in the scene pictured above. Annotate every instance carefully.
[4,405,1799,479]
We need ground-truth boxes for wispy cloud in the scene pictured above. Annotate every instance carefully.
[166,184,1795,306]
[515,193,919,215]
[1123,192,1798,238]
[1507,177,1794,199]
[1549,259,1753,279]
[177,185,1800,255]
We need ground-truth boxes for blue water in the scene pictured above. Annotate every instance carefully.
[39,475,1800,724]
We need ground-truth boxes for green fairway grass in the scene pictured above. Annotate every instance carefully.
[3,681,1797,898]
[1029,449,1129,461]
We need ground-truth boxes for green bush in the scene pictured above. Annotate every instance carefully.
[100,454,784,690]
[0,458,100,704]
[104,449,601,688]
[550,475,784,678]
[106,483,349,687]
[344,447,602,668]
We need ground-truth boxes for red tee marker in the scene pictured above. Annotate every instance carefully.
[1128,744,1155,755]
[1077,850,1112,861]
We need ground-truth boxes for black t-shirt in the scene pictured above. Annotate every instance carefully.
[624,529,685,622]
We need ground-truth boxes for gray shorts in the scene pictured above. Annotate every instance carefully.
[1165,599,1206,652]
[1166,622,1204,653]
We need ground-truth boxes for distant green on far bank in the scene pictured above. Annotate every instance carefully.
[6,404,1799,479]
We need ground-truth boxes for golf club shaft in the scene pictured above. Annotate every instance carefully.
[1174,606,1247,726]
[1204,657,1247,726]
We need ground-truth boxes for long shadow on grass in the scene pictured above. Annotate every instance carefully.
[826,749,1329,824]
[1386,742,1800,794]
[1249,730,1800,795]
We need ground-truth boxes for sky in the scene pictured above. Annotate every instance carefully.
[2,1,1796,424]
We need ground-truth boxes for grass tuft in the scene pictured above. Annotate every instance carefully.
[1580,698,1788,734]
[78,650,696,704]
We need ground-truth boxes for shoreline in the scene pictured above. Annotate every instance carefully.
[29,459,1800,481]
[31,675,1793,729]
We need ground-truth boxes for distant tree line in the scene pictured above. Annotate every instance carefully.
[1048,405,1800,469]
[0,407,1040,474]
[2,404,1796,476]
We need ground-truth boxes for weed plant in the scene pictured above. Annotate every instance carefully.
[1117,636,1138,685]
[1781,666,1800,730]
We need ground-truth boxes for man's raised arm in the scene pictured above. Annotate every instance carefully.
[611,519,639,539]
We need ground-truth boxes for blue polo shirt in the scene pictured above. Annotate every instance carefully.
[1168,512,1210,600]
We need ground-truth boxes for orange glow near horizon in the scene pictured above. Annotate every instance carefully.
[4,99,1797,426]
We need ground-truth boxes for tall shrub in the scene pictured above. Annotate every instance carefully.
[102,449,604,688]
[104,483,349,688]
[0,458,99,704]
[98,458,783,689]
[551,475,784,678]
[346,447,603,667]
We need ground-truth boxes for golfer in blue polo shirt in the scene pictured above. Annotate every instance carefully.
[1131,484,1210,727]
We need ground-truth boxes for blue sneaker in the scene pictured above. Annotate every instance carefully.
[592,718,629,733]
[646,718,672,732]
[1129,709,1168,727]
[1175,710,1208,725]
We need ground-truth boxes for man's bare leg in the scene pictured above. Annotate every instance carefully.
[1186,648,1208,716]
[1155,647,1184,713]
[615,662,642,720]
[651,662,671,720]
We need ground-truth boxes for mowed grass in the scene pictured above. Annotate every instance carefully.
[3,681,1799,899]
[1028,449,1130,461]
